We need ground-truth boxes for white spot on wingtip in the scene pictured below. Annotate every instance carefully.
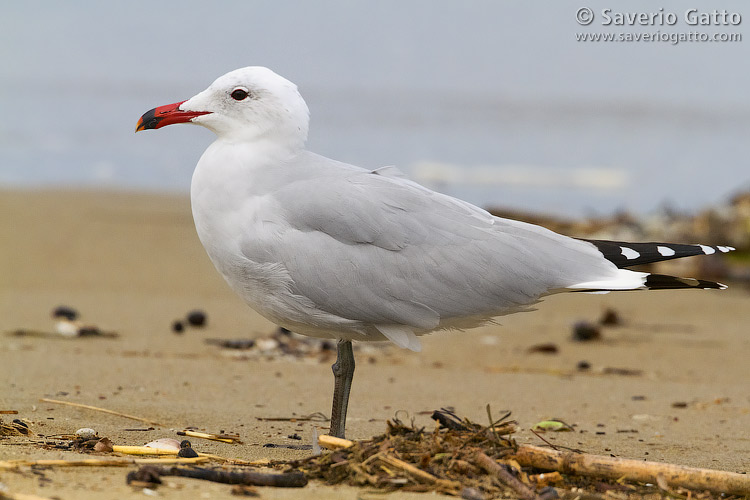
[698,245,715,255]
[656,246,676,257]
[717,246,732,253]
[620,246,640,260]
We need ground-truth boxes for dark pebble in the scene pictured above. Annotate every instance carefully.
[78,326,101,336]
[177,447,199,458]
[572,321,602,342]
[172,320,185,333]
[527,342,559,354]
[672,401,688,408]
[186,310,207,327]
[599,308,623,326]
[576,360,591,371]
[52,305,78,321]
[177,440,199,458]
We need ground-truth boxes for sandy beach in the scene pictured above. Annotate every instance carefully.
[1,189,748,499]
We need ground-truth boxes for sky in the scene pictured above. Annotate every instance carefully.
[2,1,749,217]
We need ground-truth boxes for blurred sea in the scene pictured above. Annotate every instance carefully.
[2,1,749,217]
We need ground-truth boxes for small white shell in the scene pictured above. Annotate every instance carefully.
[75,428,98,439]
[55,320,80,337]
[144,438,181,451]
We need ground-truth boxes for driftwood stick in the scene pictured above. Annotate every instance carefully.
[513,444,750,496]
[0,457,207,469]
[473,451,542,500]
[39,398,163,427]
[139,465,307,487]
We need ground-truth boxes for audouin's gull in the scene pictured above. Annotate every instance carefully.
[136,67,733,438]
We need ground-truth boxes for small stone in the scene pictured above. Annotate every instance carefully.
[172,320,185,334]
[177,439,199,458]
[572,321,601,342]
[186,310,207,327]
[576,360,591,371]
[75,428,98,440]
[599,308,623,326]
[52,306,78,321]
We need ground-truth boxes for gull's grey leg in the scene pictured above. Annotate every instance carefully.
[329,339,355,438]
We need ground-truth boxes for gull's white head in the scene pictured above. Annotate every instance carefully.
[136,66,310,149]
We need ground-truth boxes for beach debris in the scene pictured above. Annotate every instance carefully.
[172,309,208,333]
[8,306,117,339]
[672,401,689,408]
[532,420,574,432]
[50,306,116,338]
[598,307,623,326]
[256,412,329,423]
[144,438,181,451]
[431,408,471,431]
[575,360,591,371]
[0,456,208,470]
[571,321,601,342]
[126,465,163,488]
[288,409,750,498]
[205,338,255,349]
[177,440,199,458]
[75,427,98,440]
[206,327,383,363]
[230,485,260,496]
[317,434,354,450]
[526,343,559,354]
[127,465,308,488]
[514,444,750,496]
[94,437,114,453]
[602,367,643,376]
[177,429,243,444]
[0,418,33,436]
[113,440,260,465]
[52,305,79,321]
[263,443,314,450]
[186,310,207,327]
[39,398,164,427]
[172,320,185,334]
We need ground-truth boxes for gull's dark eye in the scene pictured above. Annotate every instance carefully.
[230,88,249,101]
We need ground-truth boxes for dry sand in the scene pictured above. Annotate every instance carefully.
[1,189,748,499]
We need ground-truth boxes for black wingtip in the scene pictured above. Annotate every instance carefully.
[644,274,727,290]
[581,239,735,269]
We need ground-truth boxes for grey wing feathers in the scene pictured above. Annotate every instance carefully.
[241,155,620,329]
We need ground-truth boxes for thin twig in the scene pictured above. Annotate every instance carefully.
[0,457,207,469]
[177,429,242,444]
[39,398,164,427]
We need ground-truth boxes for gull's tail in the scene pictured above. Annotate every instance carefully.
[572,239,734,291]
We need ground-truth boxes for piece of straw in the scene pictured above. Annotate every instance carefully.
[39,398,163,427]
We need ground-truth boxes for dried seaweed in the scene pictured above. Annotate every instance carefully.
[289,409,748,499]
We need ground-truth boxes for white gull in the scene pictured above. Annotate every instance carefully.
[137,66,731,438]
